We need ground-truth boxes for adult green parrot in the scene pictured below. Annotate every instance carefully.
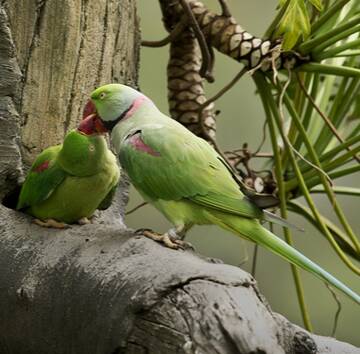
[85,83,360,304]
[16,113,120,228]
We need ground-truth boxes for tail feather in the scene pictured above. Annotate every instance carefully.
[215,214,360,304]
[263,210,304,232]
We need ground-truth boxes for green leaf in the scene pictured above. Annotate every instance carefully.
[308,0,323,11]
[275,0,311,50]
[333,50,360,57]
[299,63,360,77]
[311,0,352,33]
[349,93,360,120]
[288,201,360,261]
[310,186,360,197]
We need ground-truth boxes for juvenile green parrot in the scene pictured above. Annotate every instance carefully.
[85,83,360,304]
[17,113,120,228]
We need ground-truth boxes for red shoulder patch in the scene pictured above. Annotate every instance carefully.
[128,133,161,157]
[83,100,96,119]
[34,160,50,173]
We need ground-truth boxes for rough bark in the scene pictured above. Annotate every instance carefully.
[0,0,140,199]
[0,0,359,353]
[0,204,359,354]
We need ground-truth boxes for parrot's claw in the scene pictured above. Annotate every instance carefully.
[167,227,195,250]
[135,228,156,235]
[141,229,184,250]
[77,217,91,225]
[33,218,70,229]
[176,239,195,251]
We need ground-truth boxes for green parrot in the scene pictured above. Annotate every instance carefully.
[16,113,120,228]
[85,83,360,304]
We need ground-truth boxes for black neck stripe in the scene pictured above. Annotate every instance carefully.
[102,103,134,131]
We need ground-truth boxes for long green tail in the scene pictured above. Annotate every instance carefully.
[213,213,360,304]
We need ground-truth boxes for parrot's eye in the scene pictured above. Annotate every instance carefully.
[99,92,107,100]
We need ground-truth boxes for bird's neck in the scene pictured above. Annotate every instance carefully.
[110,98,162,154]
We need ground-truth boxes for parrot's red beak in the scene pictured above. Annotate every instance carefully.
[78,100,108,135]
[82,100,96,120]
[78,114,108,135]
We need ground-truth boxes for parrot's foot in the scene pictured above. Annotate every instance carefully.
[33,218,70,229]
[167,227,195,250]
[137,229,185,250]
[170,224,193,241]
[77,217,91,225]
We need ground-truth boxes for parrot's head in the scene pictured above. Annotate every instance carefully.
[83,84,148,132]
[59,130,110,176]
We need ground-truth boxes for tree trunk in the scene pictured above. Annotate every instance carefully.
[0,1,358,353]
[0,0,139,198]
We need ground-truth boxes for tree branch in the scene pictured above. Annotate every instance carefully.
[0,204,358,353]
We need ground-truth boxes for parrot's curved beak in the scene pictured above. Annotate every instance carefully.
[82,100,96,120]
[78,100,108,135]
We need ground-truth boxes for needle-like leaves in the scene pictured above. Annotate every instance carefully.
[275,0,312,50]
[252,0,360,330]
[288,201,360,260]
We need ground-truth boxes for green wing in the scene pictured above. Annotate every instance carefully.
[16,145,67,210]
[119,123,262,220]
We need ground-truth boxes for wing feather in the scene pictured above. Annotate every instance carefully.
[119,123,263,220]
[16,145,67,210]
